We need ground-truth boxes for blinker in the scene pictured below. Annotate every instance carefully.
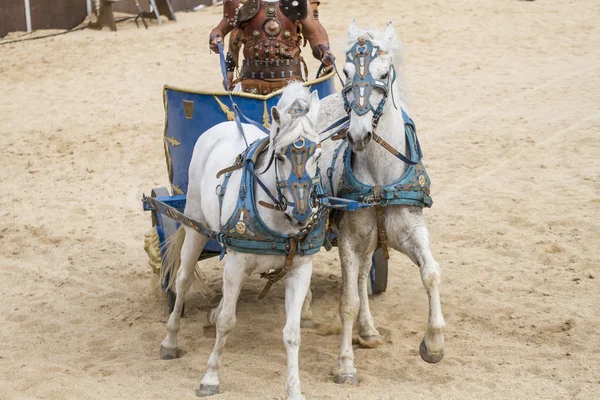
[343,39,393,120]
[276,138,320,222]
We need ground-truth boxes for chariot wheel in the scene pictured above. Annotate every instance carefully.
[369,248,388,294]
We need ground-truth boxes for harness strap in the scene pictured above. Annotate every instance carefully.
[372,130,421,166]
[321,115,349,141]
[216,154,244,179]
[331,129,348,141]
[258,237,297,299]
[144,196,222,242]
[373,185,390,260]
[247,164,286,210]
[258,200,284,211]
[217,42,270,147]
[328,55,346,87]
[327,141,346,196]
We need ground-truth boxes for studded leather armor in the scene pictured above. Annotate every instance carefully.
[210,0,331,95]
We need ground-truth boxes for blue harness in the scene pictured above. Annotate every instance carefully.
[330,111,432,208]
[218,137,328,256]
[331,37,432,209]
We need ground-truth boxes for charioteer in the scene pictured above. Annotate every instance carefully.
[209,0,334,94]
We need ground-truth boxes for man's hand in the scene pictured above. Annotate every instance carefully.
[313,44,334,67]
[209,34,223,53]
[321,49,334,67]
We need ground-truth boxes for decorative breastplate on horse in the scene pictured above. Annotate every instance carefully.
[332,112,433,208]
[219,138,327,256]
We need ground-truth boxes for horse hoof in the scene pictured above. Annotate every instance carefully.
[159,345,178,360]
[301,319,316,329]
[334,373,358,385]
[358,334,383,348]
[197,384,219,397]
[419,340,444,364]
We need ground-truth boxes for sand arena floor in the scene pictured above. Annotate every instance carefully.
[1,0,599,399]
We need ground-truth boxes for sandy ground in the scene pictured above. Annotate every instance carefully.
[1,0,599,399]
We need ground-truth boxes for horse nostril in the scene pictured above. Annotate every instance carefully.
[366,132,372,140]
[347,133,355,144]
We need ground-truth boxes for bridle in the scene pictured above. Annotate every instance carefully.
[340,37,422,166]
[342,37,397,129]
[272,137,323,223]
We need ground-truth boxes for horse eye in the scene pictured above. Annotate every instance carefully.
[343,69,349,78]
[276,154,285,162]
[381,72,389,80]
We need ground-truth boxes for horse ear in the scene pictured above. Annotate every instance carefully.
[306,90,321,125]
[347,19,361,42]
[383,21,396,45]
[271,106,289,139]
[271,106,282,125]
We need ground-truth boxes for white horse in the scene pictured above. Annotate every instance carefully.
[314,21,446,383]
[160,83,322,400]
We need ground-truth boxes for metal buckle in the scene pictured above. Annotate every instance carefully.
[293,138,305,149]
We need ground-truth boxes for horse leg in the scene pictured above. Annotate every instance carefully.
[198,255,246,397]
[300,287,315,329]
[399,224,445,363]
[334,235,360,384]
[207,297,223,326]
[283,261,312,400]
[357,254,383,348]
[160,227,208,360]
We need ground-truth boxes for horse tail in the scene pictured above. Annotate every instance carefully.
[161,226,186,293]
[160,226,213,297]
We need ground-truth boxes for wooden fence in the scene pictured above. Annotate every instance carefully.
[0,0,214,38]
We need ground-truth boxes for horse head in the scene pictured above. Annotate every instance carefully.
[268,83,323,226]
[343,21,402,151]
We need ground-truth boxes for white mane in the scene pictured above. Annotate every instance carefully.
[270,82,319,152]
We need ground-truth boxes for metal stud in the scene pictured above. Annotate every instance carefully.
[252,30,260,39]
[283,30,291,40]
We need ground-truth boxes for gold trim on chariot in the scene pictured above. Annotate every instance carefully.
[165,136,181,147]
[163,70,336,100]
[162,90,174,184]
[263,101,271,129]
[213,96,236,121]
[172,184,184,195]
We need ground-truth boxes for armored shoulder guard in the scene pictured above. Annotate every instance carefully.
[222,0,242,27]
[238,0,261,22]
[280,0,309,21]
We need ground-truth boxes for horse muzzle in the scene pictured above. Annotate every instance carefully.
[347,130,372,152]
